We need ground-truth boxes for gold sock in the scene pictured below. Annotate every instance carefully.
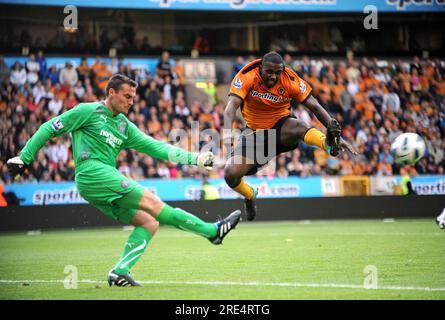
[233,179,254,200]
[304,128,327,151]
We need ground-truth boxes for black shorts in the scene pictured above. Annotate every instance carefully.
[231,116,299,176]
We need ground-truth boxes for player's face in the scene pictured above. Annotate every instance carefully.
[110,84,136,115]
[260,62,283,88]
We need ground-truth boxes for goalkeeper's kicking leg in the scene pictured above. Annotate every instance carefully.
[108,188,241,287]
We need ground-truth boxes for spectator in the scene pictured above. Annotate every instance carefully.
[32,80,46,104]
[147,80,159,107]
[95,63,112,93]
[77,57,91,83]
[26,54,40,85]
[0,56,9,82]
[46,65,59,85]
[36,50,47,80]
[157,162,170,179]
[232,56,245,78]
[156,51,172,79]
[192,34,209,55]
[346,61,360,83]
[48,95,63,116]
[130,160,144,180]
[294,104,311,127]
[163,75,173,101]
[382,85,401,114]
[175,98,190,120]
[73,80,85,100]
[118,161,131,177]
[10,62,27,90]
[171,58,184,87]
[59,62,78,88]
[45,140,69,164]
[107,57,118,75]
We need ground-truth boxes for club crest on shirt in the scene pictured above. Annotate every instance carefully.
[233,77,243,89]
[119,119,127,134]
[278,87,286,95]
[121,180,129,189]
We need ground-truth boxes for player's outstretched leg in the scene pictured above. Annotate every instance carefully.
[108,270,141,287]
[137,189,241,244]
[108,209,159,287]
[243,182,258,221]
[208,209,242,245]
[155,204,241,244]
[224,156,258,221]
[227,175,257,221]
[302,119,341,156]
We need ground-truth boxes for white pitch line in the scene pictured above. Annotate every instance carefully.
[1,279,444,292]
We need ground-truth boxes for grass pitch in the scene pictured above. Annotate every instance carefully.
[0,219,444,300]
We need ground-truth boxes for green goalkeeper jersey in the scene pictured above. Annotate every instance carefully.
[20,101,197,168]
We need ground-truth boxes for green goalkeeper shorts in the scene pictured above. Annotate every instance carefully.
[75,160,145,224]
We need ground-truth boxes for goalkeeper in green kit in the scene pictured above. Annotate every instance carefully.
[7,74,241,287]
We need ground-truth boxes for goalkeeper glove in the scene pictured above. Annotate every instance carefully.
[7,156,26,178]
[197,151,215,171]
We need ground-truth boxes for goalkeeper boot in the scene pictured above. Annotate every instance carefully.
[326,118,342,157]
[108,270,141,287]
[209,210,242,245]
[244,185,258,221]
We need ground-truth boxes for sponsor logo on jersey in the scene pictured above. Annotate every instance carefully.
[250,90,290,103]
[51,119,64,131]
[233,77,243,89]
[100,130,123,148]
[100,115,107,123]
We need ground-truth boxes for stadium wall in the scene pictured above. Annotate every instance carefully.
[0,195,444,232]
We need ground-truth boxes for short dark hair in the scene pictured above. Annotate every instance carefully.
[106,74,138,96]
[262,51,284,65]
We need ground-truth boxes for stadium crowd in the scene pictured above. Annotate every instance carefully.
[0,52,444,184]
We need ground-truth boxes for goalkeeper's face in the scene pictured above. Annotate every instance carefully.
[109,84,136,115]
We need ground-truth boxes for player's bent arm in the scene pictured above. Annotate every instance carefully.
[125,122,198,165]
[223,95,243,132]
[125,123,215,170]
[19,104,92,164]
[303,95,333,128]
[303,95,358,155]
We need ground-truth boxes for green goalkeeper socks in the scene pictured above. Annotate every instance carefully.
[156,204,217,238]
[114,227,152,275]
